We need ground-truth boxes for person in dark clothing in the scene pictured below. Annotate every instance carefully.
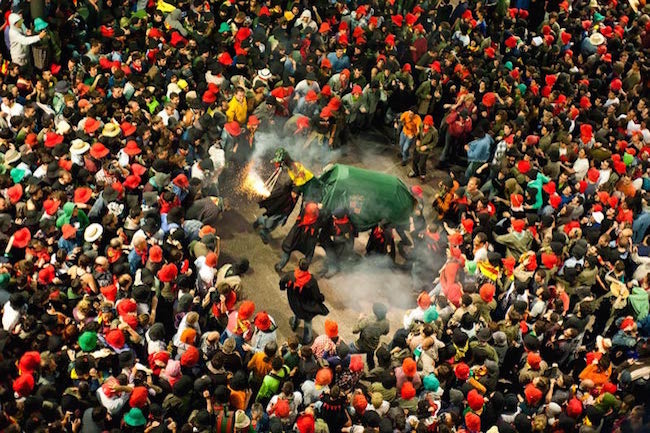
[366,221,396,263]
[279,259,329,344]
[254,181,300,244]
[275,201,322,273]
[320,208,357,278]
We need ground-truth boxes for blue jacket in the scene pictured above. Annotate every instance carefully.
[467,135,494,162]
[326,52,351,73]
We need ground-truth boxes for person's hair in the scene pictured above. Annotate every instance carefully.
[264,341,278,360]
[271,356,284,371]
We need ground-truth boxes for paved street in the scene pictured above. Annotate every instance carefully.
[216,129,444,344]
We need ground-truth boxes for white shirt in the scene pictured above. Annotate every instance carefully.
[2,300,20,331]
[1,101,23,127]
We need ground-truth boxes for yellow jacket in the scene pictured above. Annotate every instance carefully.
[226,97,247,124]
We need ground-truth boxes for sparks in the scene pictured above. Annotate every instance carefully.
[241,164,270,198]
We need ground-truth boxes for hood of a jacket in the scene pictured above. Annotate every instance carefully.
[8,13,21,28]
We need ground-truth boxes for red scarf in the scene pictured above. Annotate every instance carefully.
[333,215,349,235]
[292,269,312,293]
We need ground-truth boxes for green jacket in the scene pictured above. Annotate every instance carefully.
[255,365,289,402]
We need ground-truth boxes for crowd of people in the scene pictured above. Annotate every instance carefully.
[0,0,649,432]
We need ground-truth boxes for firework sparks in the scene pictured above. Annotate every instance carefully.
[241,164,270,198]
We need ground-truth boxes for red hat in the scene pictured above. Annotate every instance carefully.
[561,31,572,45]
[352,393,368,415]
[13,374,34,397]
[18,352,41,375]
[6,184,22,204]
[238,300,255,320]
[541,252,558,269]
[315,368,333,386]
[467,389,484,411]
[296,116,310,132]
[580,124,593,140]
[84,117,101,134]
[402,63,412,73]
[202,90,217,104]
[545,74,557,87]
[400,382,416,400]
[225,121,242,137]
[455,362,470,380]
[484,47,496,58]
[24,133,38,147]
[505,35,518,48]
[338,33,349,46]
[12,227,31,248]
[416,291,431,309]
[157,263,178,283]
[352,26,364,39]
[105,328,126,349]
[517,160,531,174]
[123,174,141,190]
[526,135,540,146]
[525,254,538,272]
[402,357,417,376]
[423,115,434,126]
[462,218,474,233]
[50,63,61,75]
[580,96,592,109]
[61,223,77,240]
[320,57,332,70]
[413,23,425,33]
[100,285,117,302]
[525,384,543,406]
[129,386,148,408]
[304,90,318,103]
[90,142,109,159]
[465,412,481,432]
[319,22,330,34]
[556,94,567,105]
[544,34,555,45]
[405,12,417,25]
[116,298,137,316]
[320,107,333,119]
[567,398,583,418]
[324,319,338,338]
[351,85,363,96]
[503,256,516,273]
[391,14,403,27]
[204,251,217,268]
[482,92,496,107]
[38,265,55,285]
[349,354,364,372]
[181,345,199,367]
[587,167,600,183]
[259,6,270,16]
[321,85,332,97]
[173,174,189,189]
[120,121,136,137]
[273,398,291,418]
[511,193,524,207]
[74,186,92,204]
[613,161,627,175]
[448,232,464,246]
[170,31,188,47]
[602,382,617,394]
[620,316,636,331]
[123,140,141,156]
[218,52,233,66]
[582,20,592,30]
[130,163,146,177]
[328,97,342,111]
[542,181,556,195]
[479,283,496,303]
[149,245,163,263]
[44,132,64,148]
[610,78,622,92]
[527,352,542,370]
[602,53,612,63]
[512,219,526,233]
[542,25,552,35]
[385,34,396,46]
[254,311,271,331]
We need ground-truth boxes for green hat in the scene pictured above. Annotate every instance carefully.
[10,168,25,184]
[518,83,527,94]
[504,61,513,71]
[219,22,231,33]
[119,17,130,28]
[465,260,477,275]
[131,9,147,20]
[623,152,634,166]
[594,12,605,22]
[33,18,48,32]
[423,306,439,323]
[78,331,98,352]
[423,374,440,391]
[272,147,288,163]
[124,408,147,427]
